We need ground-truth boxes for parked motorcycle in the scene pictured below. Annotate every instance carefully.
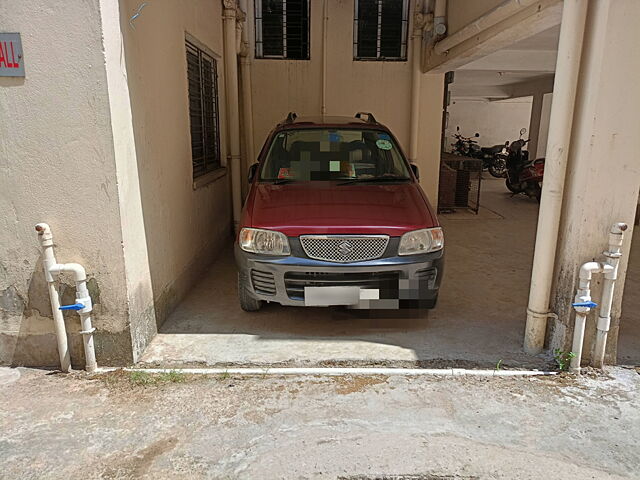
[451,127,480,157]
[479,142,509,178]
[451,126,508,178]
[505,127,544,201]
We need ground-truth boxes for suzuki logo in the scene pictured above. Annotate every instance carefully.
[337,241,354,256]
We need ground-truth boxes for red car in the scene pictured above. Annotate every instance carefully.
[235,113,444,311]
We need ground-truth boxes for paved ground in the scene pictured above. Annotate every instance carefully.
[140,178,639,369]
[141,179,551,369]
[1,366,639,479]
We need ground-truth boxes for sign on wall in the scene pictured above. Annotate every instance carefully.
[0,33,24,77]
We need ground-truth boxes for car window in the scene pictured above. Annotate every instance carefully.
[259,128,411,181]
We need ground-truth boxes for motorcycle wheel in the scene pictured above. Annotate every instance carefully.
[489,158,507,178]
[505,177,521,193]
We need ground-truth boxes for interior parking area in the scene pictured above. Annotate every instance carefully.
[140,178,548,369]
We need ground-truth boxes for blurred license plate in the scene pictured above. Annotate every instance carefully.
[304,287,380,306]
[304,286,360,306]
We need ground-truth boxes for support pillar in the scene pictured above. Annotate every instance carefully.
[547,0,640,364]
[527,92,544,161]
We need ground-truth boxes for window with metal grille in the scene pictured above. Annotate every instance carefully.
[255,0,310,59]
[354,0,409,61]
[186,40,221,179]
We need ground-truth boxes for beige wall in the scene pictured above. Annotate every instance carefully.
[247,0,444,202]
[446,0,504,35]
[0,1,133,366]
[119,0,232,327]
[445,97,533,152]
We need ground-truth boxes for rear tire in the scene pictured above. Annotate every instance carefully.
[534,184,542,203]
[505,177,520,193]
[238,272,262,312]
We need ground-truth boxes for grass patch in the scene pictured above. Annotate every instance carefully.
[129,370,188,386]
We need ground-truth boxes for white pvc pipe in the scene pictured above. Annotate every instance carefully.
[35,223,98,373]
[408,6,425,162]
[434,0,538,55]
[570,261,602,373]
[569,223,627,372]
[238,0,256,195]
[592,223,628,368]
[321,0,328,115]
[105,367,557,377]
[524,0,589,354]
[434,0,446,20]
[36,223,71,373]
[222,3,243,233]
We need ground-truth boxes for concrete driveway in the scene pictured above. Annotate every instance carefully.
[139,178,639,369]
[140,179,549,369]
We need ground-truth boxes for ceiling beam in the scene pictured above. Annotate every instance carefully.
[449,84,511,99]
[505,74,555,98]
[423,0,562,74]
[458,49,557,72]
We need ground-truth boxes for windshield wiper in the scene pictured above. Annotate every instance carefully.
[337,176,411,186]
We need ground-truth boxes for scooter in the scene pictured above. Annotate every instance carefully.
[505,128,545,201]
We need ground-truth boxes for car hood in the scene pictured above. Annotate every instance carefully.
[244,181,437,236]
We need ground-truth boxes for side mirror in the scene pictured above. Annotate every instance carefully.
[248,163,259,183]
[456,126,460,132]
[520,127,527,136]
[410,163,419,180]
[475,133,480,137]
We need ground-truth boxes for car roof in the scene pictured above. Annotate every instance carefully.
[276,115,388,130]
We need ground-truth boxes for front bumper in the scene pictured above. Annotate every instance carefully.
[234,238,444,308]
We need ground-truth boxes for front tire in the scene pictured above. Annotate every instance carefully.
[238,272,262,312]
[489,158,507,178]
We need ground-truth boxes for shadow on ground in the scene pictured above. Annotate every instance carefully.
[139,179,561,369]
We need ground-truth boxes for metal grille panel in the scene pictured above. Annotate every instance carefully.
[251,270,276,296]
[300,235,389,263]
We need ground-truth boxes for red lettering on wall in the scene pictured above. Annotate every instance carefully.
[0,42,6,67]
[10,42,18,68]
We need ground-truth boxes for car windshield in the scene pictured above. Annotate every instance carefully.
[259,128,411,182]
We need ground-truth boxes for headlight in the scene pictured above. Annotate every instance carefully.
[398,227,444,255]
[239,228,291,255]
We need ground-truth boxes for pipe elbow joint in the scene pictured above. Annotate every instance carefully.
[49,263,87,282]
[579,262,603,281]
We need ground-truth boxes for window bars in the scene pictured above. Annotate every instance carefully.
[186,40,221,179]
[255,0,310,59]
[354,0,409,61]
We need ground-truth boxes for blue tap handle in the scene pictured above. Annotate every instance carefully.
[59,303,85,311]
[572,301,598,308]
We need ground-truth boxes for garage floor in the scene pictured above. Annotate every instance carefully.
[141,178,554,369]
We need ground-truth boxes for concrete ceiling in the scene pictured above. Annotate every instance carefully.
[449,25,560,100]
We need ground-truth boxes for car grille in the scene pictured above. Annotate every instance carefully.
[251,270,276,296]
[299,235,389,263]
[284,271,399,300]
